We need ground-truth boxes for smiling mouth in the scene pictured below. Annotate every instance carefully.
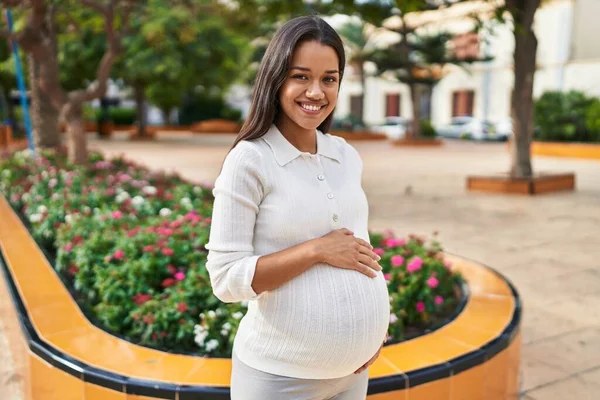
[297,102,326,112]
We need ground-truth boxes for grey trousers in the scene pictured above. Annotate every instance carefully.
[230,352,369,400]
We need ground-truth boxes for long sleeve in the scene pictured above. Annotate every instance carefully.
[205,143,267,303]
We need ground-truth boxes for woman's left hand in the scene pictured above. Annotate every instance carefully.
[354,341,385,374]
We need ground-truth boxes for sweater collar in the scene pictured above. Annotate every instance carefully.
[262,124,340,167]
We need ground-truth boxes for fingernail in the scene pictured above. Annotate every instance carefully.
[376,255,381,261]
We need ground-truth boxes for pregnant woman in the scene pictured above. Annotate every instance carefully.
[205,15,390,400]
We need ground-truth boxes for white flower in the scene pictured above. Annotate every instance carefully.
[390,313,398,324]
[207,311,216,319]
[65,214,74,224]
[19,149,33,158]
[220,329,229,336]
[143,186,157,196]
[199,313,205,319]
[159,208,172,217]
[37,205,48,214]
[181,197,191,205]
[115,192,130,204]
[205,339,219,352]
[232,312,243,320]
[215,308,223,316]
[41,171,49,179]
[131,196,145,207]
[222,322,232,331]
[51,193,60,200]
[194,330,208,346]
[193,186,202,194]
[21,193,30,202]
[83,206,91,214]
[29,213,42,223]
[241,300,249,307]
[1,169,11,179]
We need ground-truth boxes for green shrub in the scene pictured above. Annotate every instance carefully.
[420,119,437,138]
[534,90,599,142]
[109,107,137,125]
[331,114,365,131]
[585,99,600,142]
[178,91,242,125]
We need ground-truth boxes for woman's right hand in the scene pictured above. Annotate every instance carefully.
[313,228,382,278]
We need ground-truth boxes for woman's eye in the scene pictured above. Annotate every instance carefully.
[292,74,308,80]
[324,77,337,83]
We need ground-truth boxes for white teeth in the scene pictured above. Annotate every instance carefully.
[301,103,321,111]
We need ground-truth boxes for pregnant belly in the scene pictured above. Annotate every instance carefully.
[249,264,390,374]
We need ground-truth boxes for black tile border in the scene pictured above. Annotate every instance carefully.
[0,235,521,398]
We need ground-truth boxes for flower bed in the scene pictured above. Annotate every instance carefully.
[0,149,462,358]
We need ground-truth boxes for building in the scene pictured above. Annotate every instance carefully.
[334,0,600,129]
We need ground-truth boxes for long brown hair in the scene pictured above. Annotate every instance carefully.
[230,15,346,151]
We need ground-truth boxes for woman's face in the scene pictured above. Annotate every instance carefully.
[278,40,340,132]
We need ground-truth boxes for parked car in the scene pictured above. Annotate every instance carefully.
[436,116,508,141]
[371,116,411,140]
[494,118,514,141]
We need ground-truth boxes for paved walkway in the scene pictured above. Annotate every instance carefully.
[2,132,599,399]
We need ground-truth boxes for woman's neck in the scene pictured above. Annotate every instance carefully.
[275,116,317,154]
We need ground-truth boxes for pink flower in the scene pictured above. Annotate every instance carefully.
[167,264,177,274]
[169,220,183,229]
[427,276,439,289]
[435,296,444,306]
[113,249,125,260]
[143,245,154,253]
[391,255,405,268]
[157,228,174,236]
[162,278,176,288]
[174,271,185,281]
[416,302,426,313]
[161,248,174,256]
[384,273,391,282]
[106,188,116,196]
[133,293,152,305]
[444,260,452,269]
[64,243,73,252]
[48,178,58,189]
[112,210,123,219]
[385,238,406,248]
[373,248,385,256]
[176,302,188,313]
[406,257,423,273]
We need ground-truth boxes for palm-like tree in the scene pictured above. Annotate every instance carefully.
[337,20,376,123]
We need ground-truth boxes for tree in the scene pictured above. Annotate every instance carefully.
[337,19,378,123]
[504,0,541,178]
[369,0,492,139]
[114,4,244,136]
[27,4,60,149]
[0,0,133,164]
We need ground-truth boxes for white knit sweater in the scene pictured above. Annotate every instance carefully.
[205,125,390,379]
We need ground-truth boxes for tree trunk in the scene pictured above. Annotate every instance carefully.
[64,103,87,164]
[28,54,60,149]
[134,82,147,137]
[508,0,540,178]
[161,108,171,125]
[357,62,366,123]
[409,83,421,139]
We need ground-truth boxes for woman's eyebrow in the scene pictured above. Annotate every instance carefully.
[290,66,339,74]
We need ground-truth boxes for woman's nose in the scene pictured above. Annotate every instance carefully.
[306,81,325,100]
